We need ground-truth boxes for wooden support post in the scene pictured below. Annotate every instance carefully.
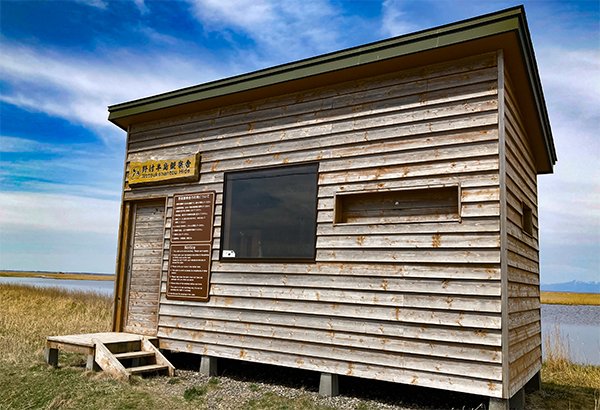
[199,356,217,376]
[319,373,339,397]
[45,347,59,367]
[525,371,541,393]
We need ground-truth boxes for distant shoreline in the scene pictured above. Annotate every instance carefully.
[2,272,599,306]
[0,270,114,281]
[540,291,599,306]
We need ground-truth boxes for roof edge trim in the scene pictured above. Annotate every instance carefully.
[108,6,523,121]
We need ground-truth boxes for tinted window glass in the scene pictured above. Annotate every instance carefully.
[221,163,318,260]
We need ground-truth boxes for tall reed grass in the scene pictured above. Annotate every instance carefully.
[538,325,600,410]
[0,284,112,364]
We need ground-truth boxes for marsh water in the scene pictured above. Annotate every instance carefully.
[1,276,598,365]
[541,304,600,365]
[0,276,114,295]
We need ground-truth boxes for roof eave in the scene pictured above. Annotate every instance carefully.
[108,7,523,124]
[108,6,556,172]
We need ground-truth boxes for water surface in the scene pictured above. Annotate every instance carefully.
[1,277,597,365]
[541,304,600,365]
[0,276,114,296]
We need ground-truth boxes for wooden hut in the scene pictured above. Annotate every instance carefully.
[108,6,556,409]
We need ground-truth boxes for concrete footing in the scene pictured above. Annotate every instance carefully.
[489,387,526,410]
[199,355,218,376]
[44,347,59,367]
[86,353,100,371]
[525,370,541,393]
[319,372,339,397]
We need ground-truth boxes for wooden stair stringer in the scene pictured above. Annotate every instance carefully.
[93,338,130,380]
[141,337,175,377]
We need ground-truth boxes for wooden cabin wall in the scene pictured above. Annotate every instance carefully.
[123,52,504,397]
[503,73,542,397]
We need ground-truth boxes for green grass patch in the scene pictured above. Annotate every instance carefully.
[183,385,208,402]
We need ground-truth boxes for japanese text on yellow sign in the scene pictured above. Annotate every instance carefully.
[128,154,200,186]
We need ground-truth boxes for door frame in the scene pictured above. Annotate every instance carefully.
[112,197,167,333]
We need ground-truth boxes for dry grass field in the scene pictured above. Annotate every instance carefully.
[541,291,600,305]
[1,284,599,409]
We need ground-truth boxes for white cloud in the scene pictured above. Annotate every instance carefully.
[0,42,223,141]
[73,0,108,9]
[380,0,421,37]
[187,0,343,60]
[132,0,149,14]
[0,192,119,235]
[0,136,56,153]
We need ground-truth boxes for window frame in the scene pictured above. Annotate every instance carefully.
[219,162,320,263]
[333,183,462,225]
[521,201,534,237]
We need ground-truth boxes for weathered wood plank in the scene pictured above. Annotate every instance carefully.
[317,172,499,197]
[129,54,497,141]
[210,261,501,280]
[210,273,501,296]
[161,296,502,328]
[160,338,503,397]
[317,233,500,249]
[158,304,502,346]
[316,249,500,264]
[317,218,500,235]
[208,284,501,312]
[159,327,503,380]
[159,315,501,363]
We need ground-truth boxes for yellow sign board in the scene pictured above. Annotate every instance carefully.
[128,154,200,186]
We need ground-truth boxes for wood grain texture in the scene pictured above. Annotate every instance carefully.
[124,202,165,336]
[504,73,541,398]
[121,53,507,398]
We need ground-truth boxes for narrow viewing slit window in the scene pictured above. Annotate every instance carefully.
[221,163,318,260]
[335,185,460,224]
[522,203,533,236]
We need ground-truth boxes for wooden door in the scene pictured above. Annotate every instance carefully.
[124,201,165,336]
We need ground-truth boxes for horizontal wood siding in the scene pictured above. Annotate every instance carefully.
[124,202,165,336]
[504,73,541,397]
[124,53,503,397]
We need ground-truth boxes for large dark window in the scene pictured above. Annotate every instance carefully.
[221,163,318,260]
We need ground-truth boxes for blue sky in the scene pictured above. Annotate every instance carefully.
[0,0,598,283]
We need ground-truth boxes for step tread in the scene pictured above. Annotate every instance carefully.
[128,364,169,374]
[114,351,155,359]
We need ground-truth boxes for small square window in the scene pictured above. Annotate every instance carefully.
[522,203,533,236]
[221,163,319,260]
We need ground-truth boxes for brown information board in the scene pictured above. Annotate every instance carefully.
[171,192,215,243]
[167,191,215,301]
[167,244,212,300]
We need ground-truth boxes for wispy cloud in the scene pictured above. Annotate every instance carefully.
[380,0,421,37]
[73,0,108,9]
[0,136,57,153]
[0,191,119,235]
[187,0,346,60]
[0,42,223,141]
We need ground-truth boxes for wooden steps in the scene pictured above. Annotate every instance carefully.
[93,336,175,380]
[45,332,175,380]
[129,363,171,375]
[114,351,155,360]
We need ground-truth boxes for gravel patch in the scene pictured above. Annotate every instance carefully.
[141,353,490,409]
